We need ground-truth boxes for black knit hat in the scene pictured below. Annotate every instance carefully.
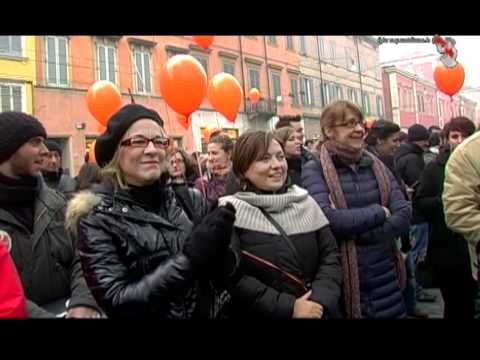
[95,104,164,167]
[0,112,47,164]
[408,124,429,142]
[44,140,62,157]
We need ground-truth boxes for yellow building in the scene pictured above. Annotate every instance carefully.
[0,36,36,114]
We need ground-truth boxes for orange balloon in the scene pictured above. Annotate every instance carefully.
[86,81,123,126]
[248,88,261,104]
[176,113,191,130]
[160,55,207,117]
[434,62,465,97]
[192,36,214,50]
[207,73,242,123]
[88,140,97,164]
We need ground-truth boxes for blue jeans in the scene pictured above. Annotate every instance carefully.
[410,223,430,296]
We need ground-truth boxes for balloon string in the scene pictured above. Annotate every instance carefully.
[450,96,454,118]
[213,112,221,131]
[192,118,207,198]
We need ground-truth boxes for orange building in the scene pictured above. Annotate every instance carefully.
[33,36,302,174]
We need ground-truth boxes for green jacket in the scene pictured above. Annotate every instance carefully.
[0,181,98,317]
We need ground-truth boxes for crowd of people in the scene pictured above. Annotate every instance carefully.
[0,99,479,319]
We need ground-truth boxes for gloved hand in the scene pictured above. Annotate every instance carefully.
[183,202,236,272]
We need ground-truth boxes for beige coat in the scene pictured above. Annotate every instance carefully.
[443,131,480,280]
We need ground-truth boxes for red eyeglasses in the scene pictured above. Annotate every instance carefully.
[120,135,170,148]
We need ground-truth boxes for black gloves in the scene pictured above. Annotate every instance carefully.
[183,202,236,273]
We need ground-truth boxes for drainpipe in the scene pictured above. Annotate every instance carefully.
[238,36,248,114]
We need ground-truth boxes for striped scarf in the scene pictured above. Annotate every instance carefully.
[319,140,405,318]
[219,185,329,236]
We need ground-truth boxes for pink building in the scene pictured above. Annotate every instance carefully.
[382,65,464,130]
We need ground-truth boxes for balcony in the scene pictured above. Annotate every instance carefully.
[246,98,277,121]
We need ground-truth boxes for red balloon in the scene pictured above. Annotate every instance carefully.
[248,88,261,104]
[434,62,465,97]
[207,73,242,123]
[176,114,191,130]
[192,36,214,50]
[160,55,207,117]
[86,81,122,126]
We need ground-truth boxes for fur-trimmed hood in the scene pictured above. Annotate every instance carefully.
[66,191,101,236]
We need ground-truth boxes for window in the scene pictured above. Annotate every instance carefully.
[299,36,306,55]
[322,82,331,105]
[376,96,384,116]
[417,93,425,113]
[267,36,277,45]
[345,47,354,70]
[330,42,336,64]
[289,77,299,106]
[223,61,235,76]
[171,136,184,149]
[347,87,359,105]
[248,68,260,90]
[286,36,294,50]
[133,48,151,94]
[328,83,342,102]
[0,36,22,57]
[439,99,443,117]
[318,37,325,59]
[0,83,23,112]
[96,41,116,83]
[45,36,68,87]
[271,72,281,100]
[192,54,208,77]
[300,77,314,106]
[362,92,371,114]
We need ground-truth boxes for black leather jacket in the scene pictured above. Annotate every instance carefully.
[72,181,220,319]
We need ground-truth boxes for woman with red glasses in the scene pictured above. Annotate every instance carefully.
[302,100,411,319]
[415,116,476,318]
[66,104,239,319]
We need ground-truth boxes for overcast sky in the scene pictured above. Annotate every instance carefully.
[376,35,480,102]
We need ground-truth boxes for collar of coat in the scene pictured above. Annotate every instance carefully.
[219,185,329,236]
[0,179,67,248]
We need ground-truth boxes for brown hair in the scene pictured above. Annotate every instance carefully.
[232,130,274,179]
[320,100,364,139]
[275,114,302,129]
[273,127,295,152]
[208,133,234,154]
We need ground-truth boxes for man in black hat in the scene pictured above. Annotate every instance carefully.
[42,139,76,198]
[0,111,100,318]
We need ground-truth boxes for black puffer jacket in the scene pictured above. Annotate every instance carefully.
[69,181,222,319]
[226,227,342,319]
[169,183,209,225]
[394,142,426,224]
[415,148,472,279]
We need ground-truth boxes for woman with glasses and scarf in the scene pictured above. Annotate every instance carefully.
[219,130,342,319]
[302,100,411,319]
[66,104,239,319]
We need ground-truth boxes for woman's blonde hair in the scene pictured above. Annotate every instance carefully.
[100,147,129,189]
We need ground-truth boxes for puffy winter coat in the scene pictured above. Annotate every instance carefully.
[302,153,410,318]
